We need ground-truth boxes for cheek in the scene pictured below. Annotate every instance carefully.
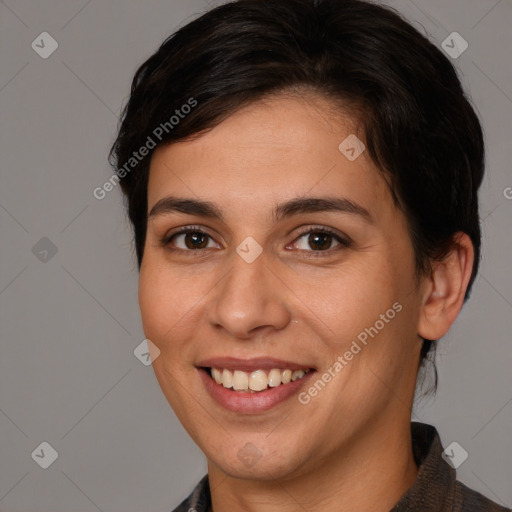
[138,259,216,355]
[316,261,402,333]
[313,254,419,385]
[139,266,163,338]
[138,263,184,350]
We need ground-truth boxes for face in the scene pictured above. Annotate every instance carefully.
[139,92,425,480]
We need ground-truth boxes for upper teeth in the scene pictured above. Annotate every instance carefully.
[210,368,309,392]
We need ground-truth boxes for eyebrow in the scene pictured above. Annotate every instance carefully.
[148,195,373,224]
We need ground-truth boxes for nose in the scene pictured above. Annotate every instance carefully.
[207,250,292,339]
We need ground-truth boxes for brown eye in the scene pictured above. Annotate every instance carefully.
[181,232,209,249]
[292,228,349,253]
[162,229,220,251]
[306,232,335,251]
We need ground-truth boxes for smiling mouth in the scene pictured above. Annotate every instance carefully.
[203,367,313,393]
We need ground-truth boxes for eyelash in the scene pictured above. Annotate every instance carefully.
[159,225,351,257]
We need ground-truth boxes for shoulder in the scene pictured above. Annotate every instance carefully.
[170,474,210,512]
[454,480,511,512]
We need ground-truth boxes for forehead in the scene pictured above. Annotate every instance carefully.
[147,92,392,223]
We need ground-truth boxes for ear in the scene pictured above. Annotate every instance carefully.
[417,232,475,341]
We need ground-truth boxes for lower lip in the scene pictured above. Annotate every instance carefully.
[198,368,315,413]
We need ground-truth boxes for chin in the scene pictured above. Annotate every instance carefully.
[206,438,308,482]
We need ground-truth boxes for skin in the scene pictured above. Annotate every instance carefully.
[138,91,474,512]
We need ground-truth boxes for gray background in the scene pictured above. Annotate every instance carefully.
[0,0,511,511]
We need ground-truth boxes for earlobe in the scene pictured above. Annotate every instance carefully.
[417,232,475,341]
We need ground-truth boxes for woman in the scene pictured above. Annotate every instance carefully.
[109,0,510,510]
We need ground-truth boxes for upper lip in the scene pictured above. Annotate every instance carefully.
[196,357,315,373]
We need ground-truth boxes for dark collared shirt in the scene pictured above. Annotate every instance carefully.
[172,422,510,511]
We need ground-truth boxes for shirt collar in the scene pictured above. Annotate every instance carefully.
[390,422,456,511]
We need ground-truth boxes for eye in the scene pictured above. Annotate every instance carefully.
[289,227,350,254]
[161,227,220,252]
[160,225,351,256]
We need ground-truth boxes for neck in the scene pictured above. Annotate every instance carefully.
[207,418,418,512]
